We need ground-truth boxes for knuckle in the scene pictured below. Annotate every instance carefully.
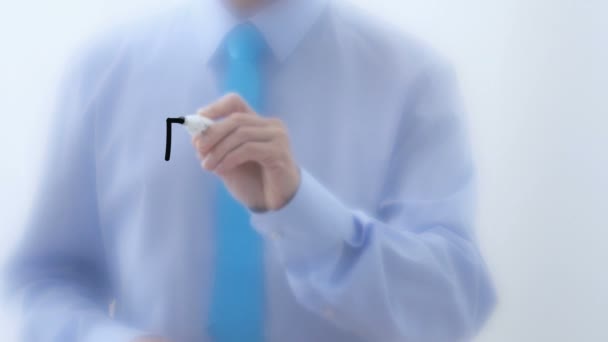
[202,128,217,144]
[271,128,288,143]
[231,113,248,125]
[243,142,262,158]
[271,119,288,136]
[224,92,242,103]
[270,126,284,137]
[204,124,216,135]
[227,93,249,111]
[192,135,201,145]
[261,145,274,159]
[242,142,256,154]
[206,156,216,166]
[235,126,252,140]
[269,118,283,127]
[223,152,240,167]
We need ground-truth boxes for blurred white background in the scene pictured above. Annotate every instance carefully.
[0,0,607,341]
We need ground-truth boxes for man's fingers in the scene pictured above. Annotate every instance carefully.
[197,93,252,120]
[193,113,264,155]
[203,126,279,171]
[214,142,273,174]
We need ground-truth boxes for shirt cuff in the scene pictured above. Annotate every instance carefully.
[250,169,356,267]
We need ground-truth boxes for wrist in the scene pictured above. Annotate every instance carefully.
[280,163,301,210]
[274,160,301,210]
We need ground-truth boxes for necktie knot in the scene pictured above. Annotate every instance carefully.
[225,23,266,63]
[222,23,266,111]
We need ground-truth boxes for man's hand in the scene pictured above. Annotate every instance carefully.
[192,93,301,211]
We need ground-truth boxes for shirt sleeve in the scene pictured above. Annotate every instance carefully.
[3,38,147,342]
[251,60,496,341]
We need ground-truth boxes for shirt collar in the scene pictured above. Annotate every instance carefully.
[189,0,328,64]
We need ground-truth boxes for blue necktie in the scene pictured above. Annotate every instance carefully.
[208,24,266,342]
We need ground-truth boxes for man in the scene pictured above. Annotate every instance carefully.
[6,0,496,341]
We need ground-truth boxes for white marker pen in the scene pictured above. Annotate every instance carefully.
[165,115,215,161]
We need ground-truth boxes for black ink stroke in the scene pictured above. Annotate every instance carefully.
[165,117,186,161]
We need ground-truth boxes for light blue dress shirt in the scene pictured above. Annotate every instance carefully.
[6,0,496,341]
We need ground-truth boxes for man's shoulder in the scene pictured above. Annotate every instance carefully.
[68,4,192,79]
[325,2,451,78]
